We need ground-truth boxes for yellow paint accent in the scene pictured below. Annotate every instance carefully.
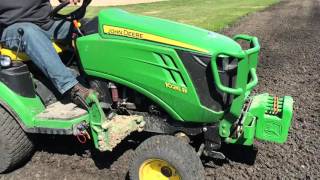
[165,82,188,94]
[53,43,63,54]
[0,48,29,61]
[103,25,209,53]
[139,159,181,180]
[0,43,64,61]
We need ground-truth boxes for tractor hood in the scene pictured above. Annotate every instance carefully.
[98,8,242,55]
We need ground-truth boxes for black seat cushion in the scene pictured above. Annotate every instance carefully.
[80,17,98,35]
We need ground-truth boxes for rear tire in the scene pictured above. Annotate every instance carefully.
[129,135,205,180]
[0,107,34,173]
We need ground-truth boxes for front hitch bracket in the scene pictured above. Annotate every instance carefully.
[86,92,145,151]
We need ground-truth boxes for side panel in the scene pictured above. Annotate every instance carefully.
[0,82,45,128]
[77,34,223,123]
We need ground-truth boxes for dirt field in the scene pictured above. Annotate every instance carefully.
[1,0,320,179]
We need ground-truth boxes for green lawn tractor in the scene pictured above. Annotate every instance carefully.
[0,0,293,179]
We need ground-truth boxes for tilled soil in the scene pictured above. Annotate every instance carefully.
[1,0,319,179]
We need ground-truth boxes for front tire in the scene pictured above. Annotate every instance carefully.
[129,135,205,180]
[0,107,34,173]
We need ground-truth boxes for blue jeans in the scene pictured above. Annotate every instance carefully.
[1,21,78,94]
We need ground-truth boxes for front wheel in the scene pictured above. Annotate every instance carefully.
[129,135,205,180]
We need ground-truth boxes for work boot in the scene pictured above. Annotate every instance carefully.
[70,83,92,109]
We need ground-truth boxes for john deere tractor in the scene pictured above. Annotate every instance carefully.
[0,0,293,179]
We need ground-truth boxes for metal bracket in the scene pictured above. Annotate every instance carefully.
[86,92,145,151]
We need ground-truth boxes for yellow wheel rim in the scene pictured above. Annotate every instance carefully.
[139,159,181,180]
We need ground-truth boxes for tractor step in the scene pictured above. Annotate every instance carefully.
[36,102,87,120]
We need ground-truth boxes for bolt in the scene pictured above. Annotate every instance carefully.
[222,123,227,128]
[222,129,227,135]
[161,166,173,178]
[203,127,208,132]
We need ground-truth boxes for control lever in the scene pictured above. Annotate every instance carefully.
[15,28,24,60]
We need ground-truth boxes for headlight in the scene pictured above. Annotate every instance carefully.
[0,55,12,67]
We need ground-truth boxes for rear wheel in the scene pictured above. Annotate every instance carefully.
[129,135,205,180]
[0,107,34,173]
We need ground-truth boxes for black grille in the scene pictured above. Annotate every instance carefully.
[177,50,237,111]
[216,56,238,107]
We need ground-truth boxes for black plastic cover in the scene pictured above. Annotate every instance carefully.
[177,50,238,111]
[80,17,98,35]
[177,50,225,111]
[0,63,35,98]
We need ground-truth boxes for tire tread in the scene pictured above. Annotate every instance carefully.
[0,107,34,173]
[129,135,205,180]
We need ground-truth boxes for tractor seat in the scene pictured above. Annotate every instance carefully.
[80,17,98,35]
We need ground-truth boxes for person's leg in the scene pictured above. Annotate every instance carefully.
[44,21,92,108]
[45,20,73,41]
[1,22,78,94]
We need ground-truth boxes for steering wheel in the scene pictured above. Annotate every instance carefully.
[50,0,92,20]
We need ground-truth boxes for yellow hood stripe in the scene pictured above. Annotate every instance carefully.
[103,25,209,53]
